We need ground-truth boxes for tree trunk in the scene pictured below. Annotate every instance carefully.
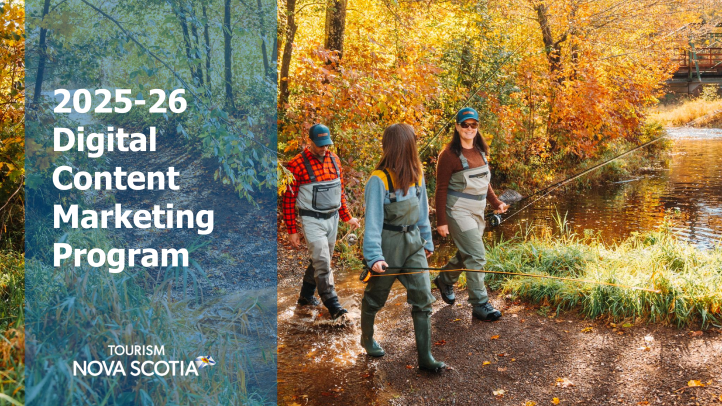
[324,0,347,60]
[256,0,271,78]
[189,4,204,86]
[535,3,563,76]
[202,3,211,87]
[33,0,52,105]
[279,0,297,107]
[224,0,235,114]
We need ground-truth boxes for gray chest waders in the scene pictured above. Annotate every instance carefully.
[437,149,492,306]
[360,170,445,371]
[297,153,343,302]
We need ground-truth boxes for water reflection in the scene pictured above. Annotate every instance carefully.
[490,127,722,249]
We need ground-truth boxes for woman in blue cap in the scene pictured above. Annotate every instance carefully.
[434,107,509,321]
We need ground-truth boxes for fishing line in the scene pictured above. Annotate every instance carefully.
[493,133,670,226]
[360,266,661,293]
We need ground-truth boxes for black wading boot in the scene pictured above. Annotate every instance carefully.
[297,281,320,306]
[323,297,349,320]
[472,301,502,322]
[411,312,446,372]
[360,308,385,357]
[434,277,456,305]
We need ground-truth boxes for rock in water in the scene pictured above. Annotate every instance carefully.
[498,189,523,203]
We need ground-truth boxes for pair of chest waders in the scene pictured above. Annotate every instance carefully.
[297,153,343,303]
[360,170,445,371]
[437,150,491,306]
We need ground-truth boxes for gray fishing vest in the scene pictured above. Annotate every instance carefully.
[296,152,343,214]
[446,149,490,215]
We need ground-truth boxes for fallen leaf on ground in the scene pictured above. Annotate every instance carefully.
[498,353,507,357]
[329,388,343,393]
[688,380,705,387]
[405,365,413,369]
[512,358,516,362]
[556,377,575,388]
[622,323,632,328]
[644,335,654,342]
[636,401,650,405]
[492,389,505,397]
[581,327,593,333]
[451,318,461,322]
[525,401,537,406]
[434,340,446,346]
[483,361,491,365]
[552,398,560,405]
[718,394,722,401]
[491,335,500,340]
[498,367,507,372]
[638,346,651,351]
[690,331,703,337]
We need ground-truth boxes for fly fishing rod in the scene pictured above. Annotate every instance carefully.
[486,132,670,228]
[359,265,662,293]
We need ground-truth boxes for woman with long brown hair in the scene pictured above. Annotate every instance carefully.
[435,107,508,321]
[361,123,446,372]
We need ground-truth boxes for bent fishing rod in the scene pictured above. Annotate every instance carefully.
[486,132,670,228]
[359,265,662,294]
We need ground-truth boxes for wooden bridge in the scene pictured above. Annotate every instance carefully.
[673,48,722,78]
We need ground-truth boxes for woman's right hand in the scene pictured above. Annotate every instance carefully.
[437,225,449,237]
[372,260,388,273]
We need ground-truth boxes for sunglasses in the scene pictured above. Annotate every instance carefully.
[459,122,478,129]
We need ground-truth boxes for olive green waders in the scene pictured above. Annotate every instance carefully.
[437,150,497,314]
[361,171,445,371]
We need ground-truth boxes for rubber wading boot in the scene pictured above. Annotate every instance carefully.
[323,297,349,320]
[434,277,456,305]
[472,301,502,322]
[360,311,385,357]
[297,281,320,306]
[411,312,446,372]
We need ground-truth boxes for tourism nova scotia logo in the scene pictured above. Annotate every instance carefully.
[73,345,215,377]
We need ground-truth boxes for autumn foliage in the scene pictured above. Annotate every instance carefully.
[278,0,708,194]
[0,0,25,250]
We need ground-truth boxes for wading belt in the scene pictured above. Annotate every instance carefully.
[447,190,486,201]
[299,209,337,219]
[359,265,661,293]
[382,224,418,233]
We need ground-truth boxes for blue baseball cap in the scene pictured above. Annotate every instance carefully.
[309,124,333,147]
[456,107,479,123]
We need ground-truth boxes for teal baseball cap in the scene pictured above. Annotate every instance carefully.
[456,107,479,123]
[309,124,333,147]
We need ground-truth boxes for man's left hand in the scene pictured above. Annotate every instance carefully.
[348,217,361,230]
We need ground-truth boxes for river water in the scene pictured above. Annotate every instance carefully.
[487,127,722,249]
[276,126,722,404]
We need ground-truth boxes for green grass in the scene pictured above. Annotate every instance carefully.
[471,214,721,329]
[0,251,25,405]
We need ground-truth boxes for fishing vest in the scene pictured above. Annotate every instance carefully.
[296,152,343,218]
[446,148,490,215]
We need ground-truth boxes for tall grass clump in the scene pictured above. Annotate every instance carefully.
[26,228,275,405]
[0,251,25,404]
[649,96,722,127]
[485,214,722,329]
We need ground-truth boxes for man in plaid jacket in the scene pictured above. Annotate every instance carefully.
[283,124,360,320]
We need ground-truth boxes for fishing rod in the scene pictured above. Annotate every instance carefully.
[487,133,670,227]
[359,265,662,294]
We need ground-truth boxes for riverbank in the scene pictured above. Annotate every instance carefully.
[277,230,722,405]
[650,95,722,128]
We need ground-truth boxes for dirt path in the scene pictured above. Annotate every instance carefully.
[277,232,722,405]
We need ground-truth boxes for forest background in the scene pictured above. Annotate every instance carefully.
[277,0,720,218]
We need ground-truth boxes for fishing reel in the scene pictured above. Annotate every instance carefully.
[359,267,372,283]
[488,213,502,227]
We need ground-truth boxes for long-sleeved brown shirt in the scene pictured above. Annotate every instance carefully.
[435,146,503,227]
